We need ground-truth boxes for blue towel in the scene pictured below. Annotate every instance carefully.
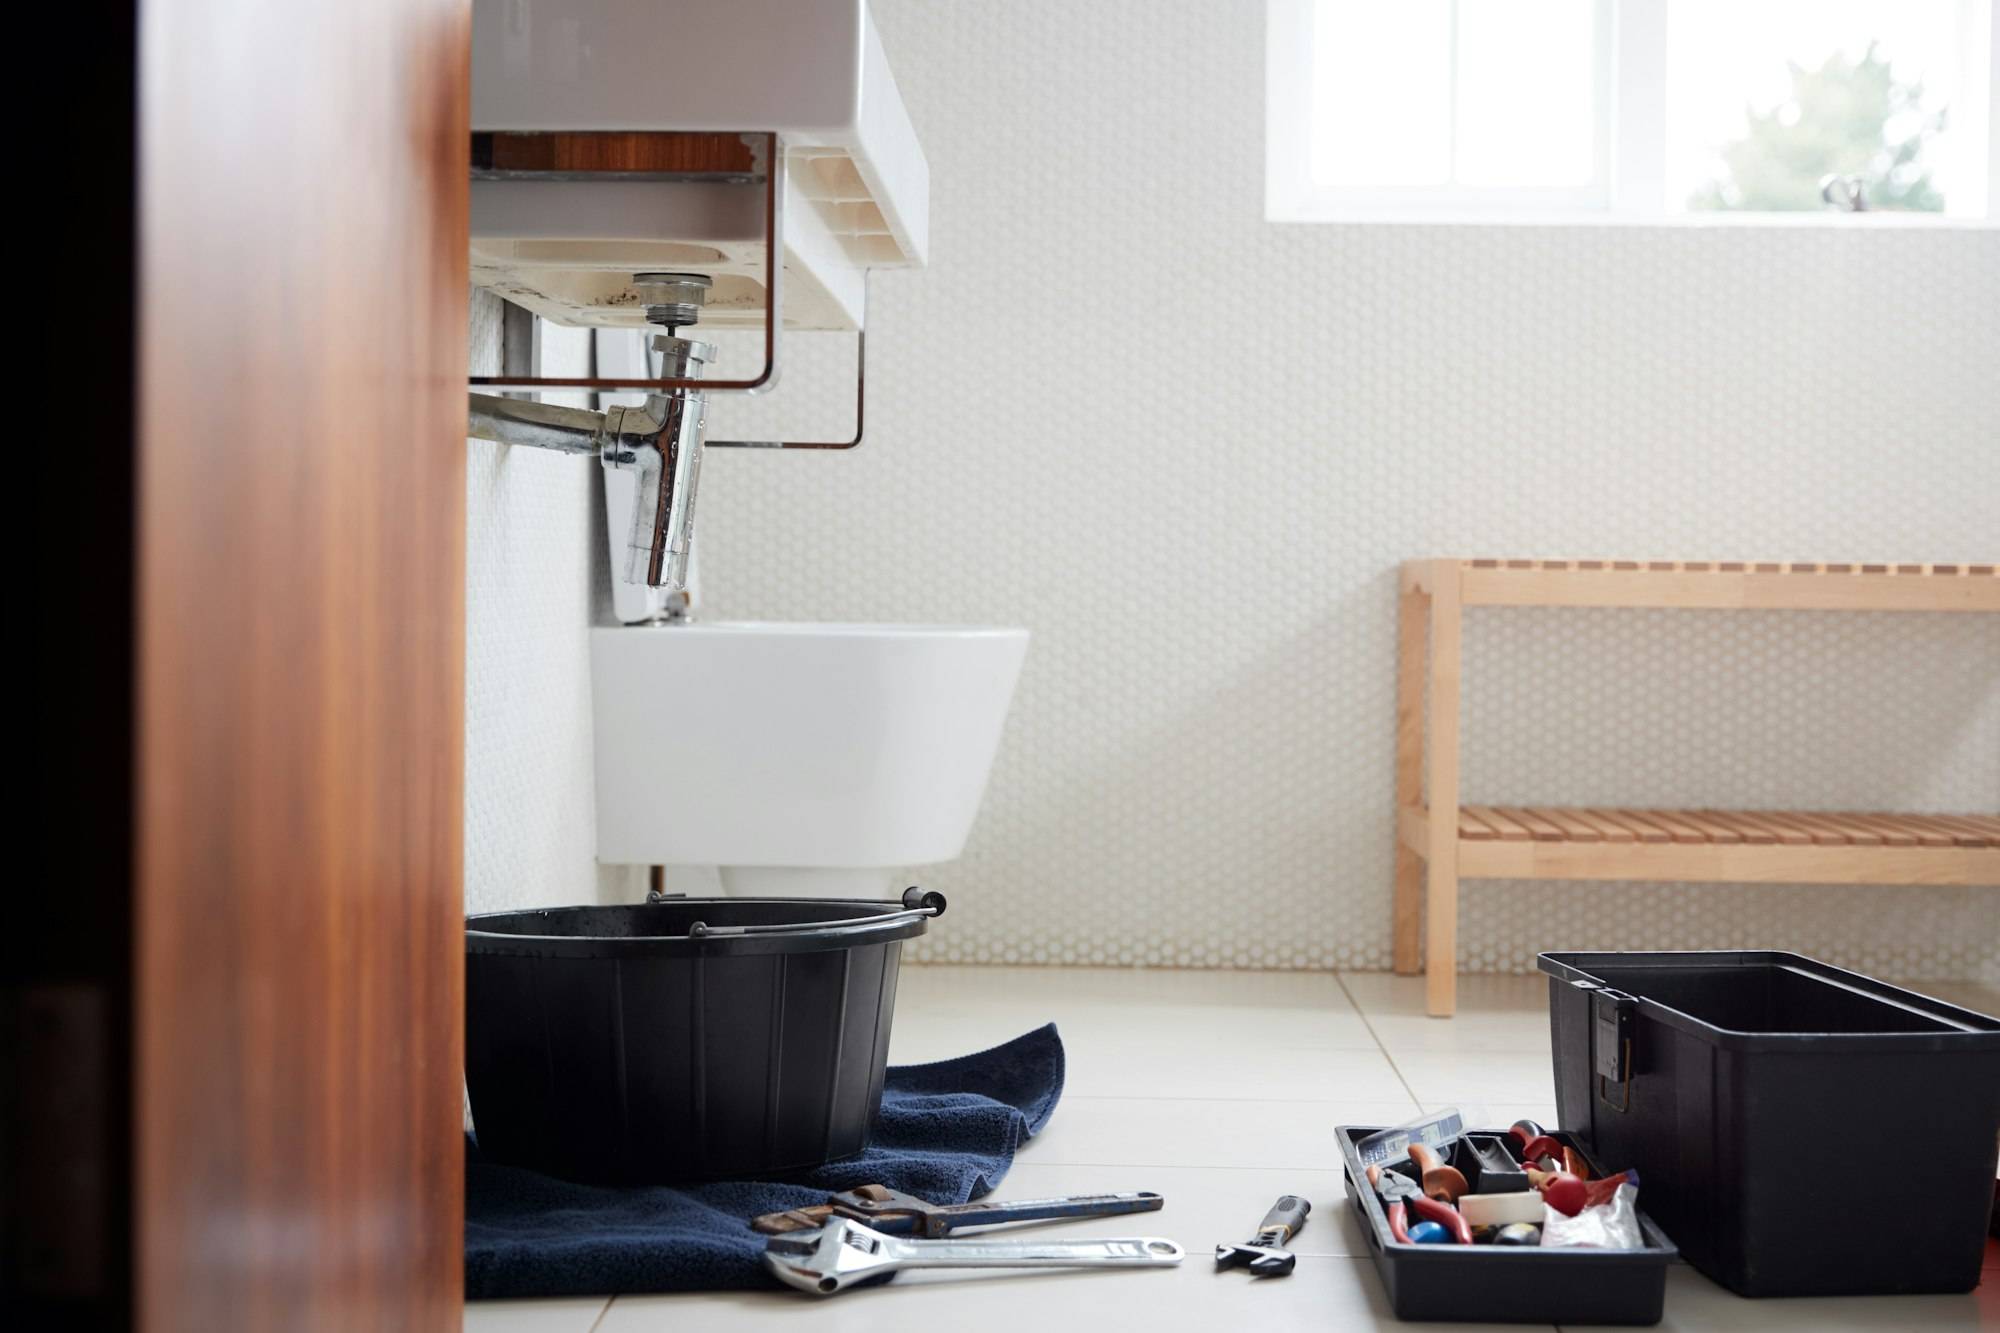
[464,1023,1065,1298]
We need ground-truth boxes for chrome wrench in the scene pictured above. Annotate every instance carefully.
[752,1184,1166,1237]
[762,1216,1184,1296]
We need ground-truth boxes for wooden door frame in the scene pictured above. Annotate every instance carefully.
[106,2,472,1327]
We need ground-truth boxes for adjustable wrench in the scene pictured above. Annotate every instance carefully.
[1215,1195,1311,1276]
[762,1216,1184,1296]
[753,1184,1164,1238]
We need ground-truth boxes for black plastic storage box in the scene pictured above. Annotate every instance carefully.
[1540,950,2000,1298]
[1339,1125,1677,1324]
[465,891,942,1185]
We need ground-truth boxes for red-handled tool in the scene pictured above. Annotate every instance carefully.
[1527,1167,1589,1217]
[1408,1142,1469,1203]
[1366,1165,1473,1245]
[1506,1124,1598,1183]
[1515,1134,1566,1170]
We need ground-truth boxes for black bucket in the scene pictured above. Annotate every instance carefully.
[465,889,944,1185]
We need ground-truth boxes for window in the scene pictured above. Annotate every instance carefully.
[1266,0,1997,221]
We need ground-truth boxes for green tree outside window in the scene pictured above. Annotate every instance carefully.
[1692,43,1946,211]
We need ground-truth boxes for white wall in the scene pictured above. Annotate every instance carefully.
[686,1,2000,977]
[465,291,644,914]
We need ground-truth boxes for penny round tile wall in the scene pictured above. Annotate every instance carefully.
[680,1,1999,977]
[467,292,644,916]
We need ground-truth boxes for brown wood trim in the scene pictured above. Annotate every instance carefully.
[473,129,759,177]
[137,0,468,1325]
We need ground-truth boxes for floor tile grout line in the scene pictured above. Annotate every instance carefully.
[586,1295,614,1332]
[1334,971,1426,1109]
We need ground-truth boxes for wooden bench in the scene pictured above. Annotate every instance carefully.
[1395,558,2000,1016]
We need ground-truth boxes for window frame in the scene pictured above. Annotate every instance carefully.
[1265,0,1999,223]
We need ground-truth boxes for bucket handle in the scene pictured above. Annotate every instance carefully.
[667,885,947,940]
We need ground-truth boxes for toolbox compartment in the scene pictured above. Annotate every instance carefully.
[1540,950,2000,1298]
[1339,1125,1677,1324]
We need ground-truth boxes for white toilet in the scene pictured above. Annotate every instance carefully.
[590,621,1028,897]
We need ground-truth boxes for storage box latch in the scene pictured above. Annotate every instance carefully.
[1591,987,1637,1113]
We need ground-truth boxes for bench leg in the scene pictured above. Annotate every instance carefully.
[1423,569,1461,1017]
[1393,578,1428,973]
[1424,852,1458,1017]
[1393,845,1424,974]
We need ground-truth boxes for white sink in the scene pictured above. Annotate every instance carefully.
[590,621,1027,893]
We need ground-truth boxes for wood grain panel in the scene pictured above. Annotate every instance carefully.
[474,129,758,175]
[136,1,468,1328]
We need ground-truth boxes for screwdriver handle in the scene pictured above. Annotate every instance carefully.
[1409,1142,1469,1203]
[1256,1194,1311,1243]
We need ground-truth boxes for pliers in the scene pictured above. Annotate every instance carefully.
[1366,1164,1473,1244]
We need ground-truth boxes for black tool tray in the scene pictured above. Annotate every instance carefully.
[1338,1124,1678,1325]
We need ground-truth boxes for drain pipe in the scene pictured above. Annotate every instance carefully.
[466,396,609,455]
[465,275,715,603]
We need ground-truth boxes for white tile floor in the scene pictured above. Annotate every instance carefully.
[466,967,2000,1332]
